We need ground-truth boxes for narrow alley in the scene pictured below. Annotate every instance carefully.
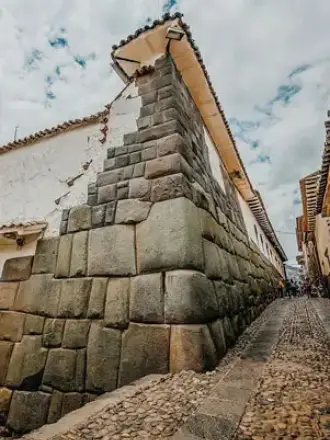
[236,298,330,440]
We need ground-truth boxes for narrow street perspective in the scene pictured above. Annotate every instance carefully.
[1,3,330,440]
[236,298,330,440]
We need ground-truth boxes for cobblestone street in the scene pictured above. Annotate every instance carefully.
[236,298,330,440]
[20,298,330,440]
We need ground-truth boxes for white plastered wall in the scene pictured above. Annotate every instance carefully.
[236,190,284,276]
[204,127,226,194]
[0,82,141,275]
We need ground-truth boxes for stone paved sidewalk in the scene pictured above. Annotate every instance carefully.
[235,298,330,440]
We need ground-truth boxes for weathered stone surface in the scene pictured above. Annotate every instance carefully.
[86,322,121,392]
[55,234,73,278]
[87,278,108,318]
[115,199,152,224]
[32,238,59,274]
[128,177,150,199]
[57,278,92,318]
[43,319,65,347]
[203,239,230,280]
[24,314,45,335]
[165,270,218,324]
[145,153,182,179]
[209,319,227,359]
[119,323,170,387]
[136,198,203,273]
[170,324,217,373]
[47,389,63,424]
[62,320,90,348]
[0,342,13,384]
[43,348,85,392]
[98,183,117,203]
[104,201,116,224]
[91,205,106,228]
[223,316,236,347]
[104,278,130,329]
[67,205,91,232]
[130,273,164,323]
[1,256,33,281]
[214,281,230,317]
[69,231,88,277]
[157,133,187,158]
[0,282,18,310]
[88,225,136,276]
[6,335,47,388]
[15,275,61,317]
[0,311,25,342]
[61,392,84,417]
[0,387,12,412]
[7,391,51,433]
[150,173,192,202]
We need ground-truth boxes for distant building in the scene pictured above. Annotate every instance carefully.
[296,112,330,289]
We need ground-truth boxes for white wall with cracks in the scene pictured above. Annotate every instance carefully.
[0,82,141,273]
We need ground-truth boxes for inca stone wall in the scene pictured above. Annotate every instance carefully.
[0,55,282,433]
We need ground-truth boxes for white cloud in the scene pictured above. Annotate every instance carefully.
[1,0,330,261]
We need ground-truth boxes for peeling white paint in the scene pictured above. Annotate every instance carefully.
[0,82,141,273]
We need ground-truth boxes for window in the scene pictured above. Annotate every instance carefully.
[260,234,264,251]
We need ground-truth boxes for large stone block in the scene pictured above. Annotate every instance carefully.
[130,273,164,323]
[170,324,217,373]
[69,231,88,277]
[88,225,136,276]
[0,342,13,384]
[43,348,85,392]
[203,239,230,281]
[7,391,51,433]
[87,278,108,318]
[1,256,33,281]
[47,389,63,424]
[32,238,59,274]
[136,198,203,273]
[55,234,73,278]
[165,270,218,324]
[62,320,90,348]
[6,335,47,389]
[67,205,92,232]
[0,282,18,310]
[24,315,45,335]
[145,153,183,179]
[115,199,152,224]
[214,281,230,317]
[104,278,130,329]
[15,275,61,317]
[150,173,193,203]
[57,278,92,318]
[86,322,121,392]
[43,319,65,347]
[0,311,25,342]
[223,316,236,348]
[209,319,227,359]
[61,392,84,417]
[119,323,170,387]
[128,177,151,199]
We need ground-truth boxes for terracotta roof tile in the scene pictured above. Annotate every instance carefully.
[0,109,108,156]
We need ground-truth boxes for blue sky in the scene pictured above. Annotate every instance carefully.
[0,0,330,261]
